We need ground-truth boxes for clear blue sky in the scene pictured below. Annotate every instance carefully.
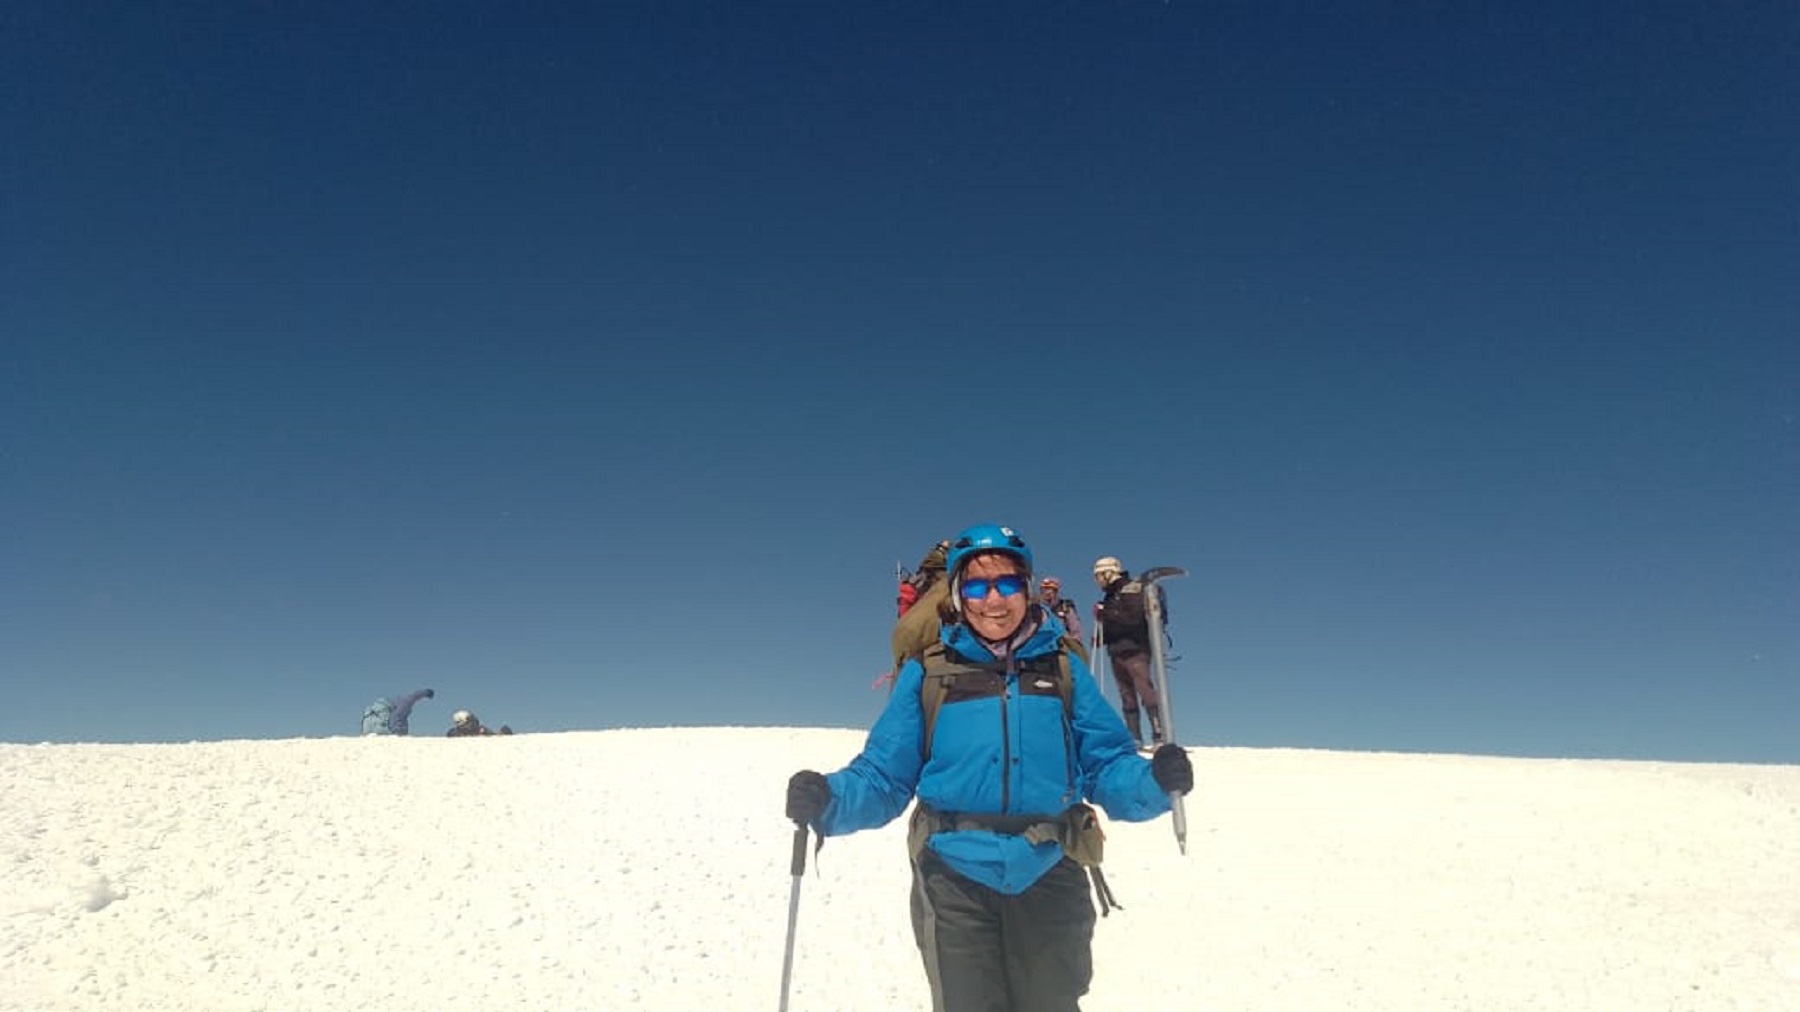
[5,3,1795,762]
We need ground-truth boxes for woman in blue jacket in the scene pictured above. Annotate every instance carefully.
[786,523,1194,1012]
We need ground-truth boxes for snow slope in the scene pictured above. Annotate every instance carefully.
[4,728,1798,1011]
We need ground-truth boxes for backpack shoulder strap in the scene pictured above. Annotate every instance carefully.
[1057,648,1073,712]
[917,642,957,760]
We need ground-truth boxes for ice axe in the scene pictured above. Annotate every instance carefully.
[1141,566,1189,854]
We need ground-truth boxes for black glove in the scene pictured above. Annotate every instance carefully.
[1151,743,1194,795]
[423,688,435,699]
[786,770,831,824]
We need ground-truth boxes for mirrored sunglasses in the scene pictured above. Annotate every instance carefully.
[960,574,1030,600]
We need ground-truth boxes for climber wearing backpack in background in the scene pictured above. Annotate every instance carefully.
[888,539,952,679]
[1093,556,1170,750]
[1038,576,1084,645]
[897,539,950,618]
[360,687,434,736]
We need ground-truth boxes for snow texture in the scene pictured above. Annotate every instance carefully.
[3,728,1798,1011]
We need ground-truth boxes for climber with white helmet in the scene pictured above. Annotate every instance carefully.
[1093,556,1170,749]
[446,709,512,737]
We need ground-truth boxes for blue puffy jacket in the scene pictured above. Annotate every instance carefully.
[819,614,1170,894]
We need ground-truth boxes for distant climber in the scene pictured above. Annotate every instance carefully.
[446,710,512,737]
[360,688,434,736]
[891,538,953,672]
[1093,556,1170,748]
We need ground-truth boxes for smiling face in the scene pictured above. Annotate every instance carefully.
[959,551,1029,642]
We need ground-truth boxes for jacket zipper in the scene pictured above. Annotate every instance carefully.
[999,666,1014,812]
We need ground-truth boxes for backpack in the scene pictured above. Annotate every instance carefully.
[895,541,951,617]
[1099,581,1147,628]
[360,698,394,736]
[896,566,939,617]
[890,581,952,673]
[1100,579,1170,639]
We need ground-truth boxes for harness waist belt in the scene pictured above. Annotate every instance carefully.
[918,806,1065,838]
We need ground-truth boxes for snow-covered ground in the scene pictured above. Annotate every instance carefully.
[3,727,1798,1011]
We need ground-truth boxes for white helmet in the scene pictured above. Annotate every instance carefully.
[1093,556,1123,578]
[452,710,474,726]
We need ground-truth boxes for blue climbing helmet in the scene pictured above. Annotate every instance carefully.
[946,523,1034,579]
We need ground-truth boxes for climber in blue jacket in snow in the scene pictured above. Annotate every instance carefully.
[786,523,1195,1012]
[360,687,434,736]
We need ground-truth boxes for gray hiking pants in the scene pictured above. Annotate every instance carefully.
[909,849,1096,1012]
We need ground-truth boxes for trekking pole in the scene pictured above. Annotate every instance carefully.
[1092,627,1111,708]
[1143,567,1190,854]
[777,822,809,1011]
